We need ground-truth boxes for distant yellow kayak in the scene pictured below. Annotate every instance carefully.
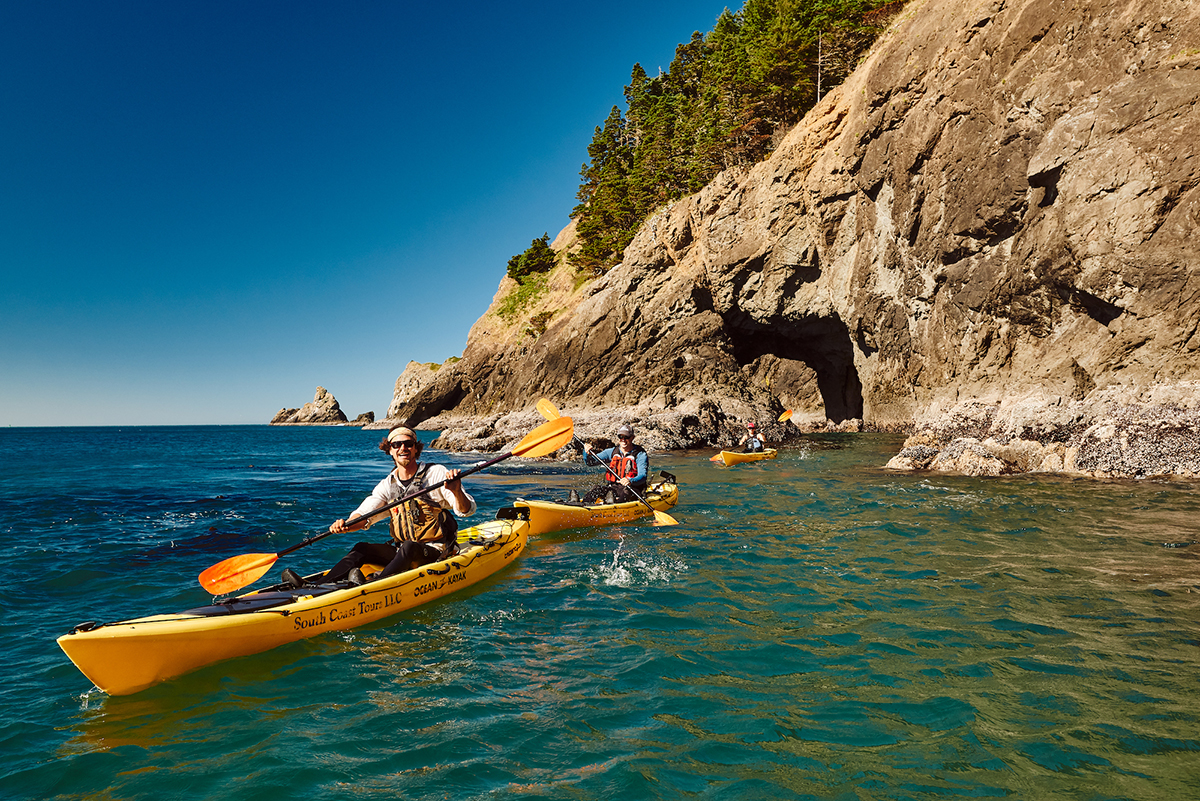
[514,475,679,536]
[711,448,778,466]
[57,517,528,696]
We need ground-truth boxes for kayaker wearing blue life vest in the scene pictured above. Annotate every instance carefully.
[283,426,476,588]
[579,424,648,505]
[739,422,766,453]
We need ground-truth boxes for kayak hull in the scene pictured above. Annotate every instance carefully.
[713,449,778,466]
[515,482,678,536]
[57,518,528,696]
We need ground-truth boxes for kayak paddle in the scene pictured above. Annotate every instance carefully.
[198,415,574,594]
[535,398,678,526]
[711,411,786,462]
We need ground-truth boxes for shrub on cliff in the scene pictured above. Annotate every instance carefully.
[496,270,550,321]
[506,233,557,281]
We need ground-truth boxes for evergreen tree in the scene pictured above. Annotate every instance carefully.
[506,233,557,281]
[569,0,903,273]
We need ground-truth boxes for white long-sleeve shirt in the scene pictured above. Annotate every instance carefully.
[352,463,476,528]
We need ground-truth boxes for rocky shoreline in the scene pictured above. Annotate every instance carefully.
[885,383,1200,481]
[290,386,1200,483]
[278,0,1200,486]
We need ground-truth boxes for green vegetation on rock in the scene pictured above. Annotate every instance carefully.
[506,233,557,281]
[496,270,550,321]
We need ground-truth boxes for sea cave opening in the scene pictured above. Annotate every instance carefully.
[729,315,864,423]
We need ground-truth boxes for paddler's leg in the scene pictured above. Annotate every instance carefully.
[611,484,645,503]
[374,515,458,580]
[320,541,397,584]
[581,484,609,505]
[373,541,425,580]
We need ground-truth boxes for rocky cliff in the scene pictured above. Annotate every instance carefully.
[389,0,1200,475]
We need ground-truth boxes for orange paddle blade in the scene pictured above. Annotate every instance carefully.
[513,415,573,458]
[709,453,725,463]
[199,552,279,595]
[535,397,561,421]
[778,409,794,422]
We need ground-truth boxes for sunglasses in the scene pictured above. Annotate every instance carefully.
[618,435,632,440]
[391,440,418,449]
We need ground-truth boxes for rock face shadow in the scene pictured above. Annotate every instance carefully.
[728,314,864,423]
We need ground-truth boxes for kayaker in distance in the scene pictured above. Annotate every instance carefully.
[283,426,476,587]
[739,422,766,453]
[576,424,649,505]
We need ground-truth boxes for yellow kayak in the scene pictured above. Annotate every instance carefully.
[514,473,679,536]
[712,448,778,466]
[57,515,529,696]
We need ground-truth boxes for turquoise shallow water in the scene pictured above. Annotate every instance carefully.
[2,425,1198,800]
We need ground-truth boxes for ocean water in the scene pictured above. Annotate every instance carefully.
[2,425,1198,800]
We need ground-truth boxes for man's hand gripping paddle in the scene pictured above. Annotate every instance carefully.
[535,398,678,527]
[198,416,575,594]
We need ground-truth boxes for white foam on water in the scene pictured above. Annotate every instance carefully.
[590,536,688,588]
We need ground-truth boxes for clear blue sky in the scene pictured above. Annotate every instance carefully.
[2,1,733,426]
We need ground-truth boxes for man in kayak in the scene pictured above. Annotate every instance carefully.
[739,422,766,453]
[577,424,649,505]
[284,426,476,587]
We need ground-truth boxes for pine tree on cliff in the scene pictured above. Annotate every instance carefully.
[569,0,902,272]
[574,105,636,273]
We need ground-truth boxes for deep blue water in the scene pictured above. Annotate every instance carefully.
[1,425,1198,800]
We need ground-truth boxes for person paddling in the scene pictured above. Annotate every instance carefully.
[578,424,648,505]
[283,426,475,587]
[739,422,766,453]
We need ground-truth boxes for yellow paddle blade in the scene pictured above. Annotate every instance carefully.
[535,397,561,421]
[652,510,679,526]
[512,415,573,458]
[778,409,794,422]
[199,552,279,595]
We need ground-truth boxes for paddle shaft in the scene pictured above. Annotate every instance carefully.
[276,449,514,559]
[582,441,659,515]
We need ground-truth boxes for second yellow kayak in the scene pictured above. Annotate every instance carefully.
[712,448,778,466]
[514,473,679,535]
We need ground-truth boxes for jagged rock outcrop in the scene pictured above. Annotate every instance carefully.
[348,412,375,426]
[270,387,349,425]
[390,0,1200,476]
[385,361,444,419]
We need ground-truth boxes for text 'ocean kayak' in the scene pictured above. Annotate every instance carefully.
[57,514,529,696]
